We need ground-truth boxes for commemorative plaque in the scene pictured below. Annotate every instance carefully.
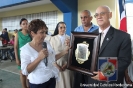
[67,32,100,76]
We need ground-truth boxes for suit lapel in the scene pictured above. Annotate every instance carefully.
[99,26,114,55]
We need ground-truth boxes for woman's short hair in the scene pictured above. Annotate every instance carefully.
[28,19,47,34]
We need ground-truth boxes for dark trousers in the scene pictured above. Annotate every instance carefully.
[8,48,15,60]
[73,72,89,88]
[29,77,56,88]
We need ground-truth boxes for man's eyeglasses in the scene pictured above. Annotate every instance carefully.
[94,12,110,18]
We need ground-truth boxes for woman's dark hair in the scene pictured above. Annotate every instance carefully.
[28,19,47,34]
[19,29,22,31]
[20,18,28,25]
[46,26,48,35]
[52,21,66,36]
[14,29,18,32]
[4,28,7,31]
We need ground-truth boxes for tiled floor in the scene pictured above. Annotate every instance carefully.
[0,59,22,88]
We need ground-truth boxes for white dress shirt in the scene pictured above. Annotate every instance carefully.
[99,26,110,38]
[20,40,59,84]
[99,26,110,47]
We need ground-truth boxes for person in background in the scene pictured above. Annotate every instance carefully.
[1,28,10,45]
[73,10,99,88]
[50,21,74,88]
[44,25,52,35]
[4,28,10,42]
[8,35,15,60]
[0,35,8,60]
[124,62,133,88]
[0,36,3,59]
[124,40,133,88]
[0,36,3,45]
[89,5,131,88]
[14,18,31,88]
[13,29,18,36]
[20,19,70,88]
[8,35,15,45]
[44,26,51,41]
[74,10,99,33]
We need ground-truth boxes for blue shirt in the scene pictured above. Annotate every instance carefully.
[74,23,99,32]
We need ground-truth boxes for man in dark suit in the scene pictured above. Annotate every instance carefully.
[88,5,131,88]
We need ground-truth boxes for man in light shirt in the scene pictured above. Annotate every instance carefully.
[74,10,98,33]
[73,10,99,88]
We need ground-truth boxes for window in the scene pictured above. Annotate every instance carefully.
[2,10,57,33]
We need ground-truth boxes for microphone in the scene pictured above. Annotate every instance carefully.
[42,42,48,66]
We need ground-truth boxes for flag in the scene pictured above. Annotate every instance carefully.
[119,0,127,32]
[98,57,118,81]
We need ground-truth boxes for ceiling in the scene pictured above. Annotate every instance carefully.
[0,0,52,12]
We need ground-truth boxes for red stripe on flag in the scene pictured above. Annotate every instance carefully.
[120,17,127,32]
[119,0,127,33]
